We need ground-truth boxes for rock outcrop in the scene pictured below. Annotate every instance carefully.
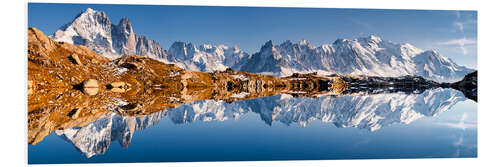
[69,54,83,65]
[450,71,478,101]
[82,79,99,95]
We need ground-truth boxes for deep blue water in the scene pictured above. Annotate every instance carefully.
[28,89,477,164]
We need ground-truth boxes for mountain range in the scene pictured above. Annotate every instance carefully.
[51,8,474,82]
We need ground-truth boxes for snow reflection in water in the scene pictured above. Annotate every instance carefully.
[48,88,474,159]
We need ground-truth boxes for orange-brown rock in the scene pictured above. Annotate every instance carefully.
[82,79,99,95]
[69,53,83,65]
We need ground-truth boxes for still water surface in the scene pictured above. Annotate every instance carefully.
[28,88,477,164]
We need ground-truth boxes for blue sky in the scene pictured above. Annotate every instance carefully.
[28,3,477,68]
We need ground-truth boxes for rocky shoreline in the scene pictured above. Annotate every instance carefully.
[337,72,477,101]
[27,27,351,144]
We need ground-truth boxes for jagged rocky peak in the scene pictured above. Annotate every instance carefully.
[55,112,168,158]
[331,35,383,48]
[52,8,118,57]
[170,41,187,49]
[75,8,112,27]
[166,40,252,72]
[112,18,137,56]
[201,44,213,50]
[414,49,451,65]
[67,8,112,31]
[399,42,424,56]
[51,8,254,72]
[299,39,308,45]
[117,18,133,32]
[262,40,282,60]
[260,40,278,52]
[356,35,383,43]
[231,45,241,51]
[237,40,282,75]
[425,49,441,57]
[51,8,172,61]
[280,40,293,47]
[53,8,113,43]
[332,38,355,49]
[238,35,474,82]
[114,18,134,38]
[279,39,314,50]
[168,41,193,60]
[262,40,275,49]
[49,8,474,82]
[167,41,183,53]
[296,39,314,49]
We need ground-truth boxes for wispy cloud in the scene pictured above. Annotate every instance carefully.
[453,135,464,157]
[437,37,477,55]
[446,11,477,55]
[349,19,373,29]
[453,11,476,33]
[454,135,464,146]
[454,11,464,32]
[455,11,461,19]
[455,22,465,32]
[439,38,477,46]
[435,113,476,130]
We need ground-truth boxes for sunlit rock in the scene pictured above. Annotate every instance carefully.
[69,53,83,65]
[83,79,99,96]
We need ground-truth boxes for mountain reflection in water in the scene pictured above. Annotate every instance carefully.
[27,27,476,162]
[50,88,466,158]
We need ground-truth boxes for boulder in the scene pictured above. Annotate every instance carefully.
[119,62,142,70]
[83,87,98,96]
[70,77,77,83]
[28,80,33,95]
[106,81,129,93]
[68,108,82,119]
[83,79,99,96]
[110,81,126,88]
[69,54,83,65]
[117,103,143,114]
[110,88,126,93]
[83,79,99,88]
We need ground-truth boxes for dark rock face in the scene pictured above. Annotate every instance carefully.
[451,71,477,101]
[338,72,478,102]
[340,75,441,95]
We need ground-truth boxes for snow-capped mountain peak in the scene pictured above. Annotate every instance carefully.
[52,8,173,61]
[239,36,473,82]
[53,8,115,55]
[166,41,250,72]
[50,8,474,82]
[262,40,275,50]
[357,35,383,43]
[298,39,308,45]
